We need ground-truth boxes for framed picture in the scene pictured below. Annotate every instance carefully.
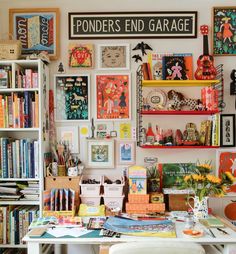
[68,43,94,68]
[216,149,236,193]
[116,140,136,165]
[220,114,235,147]
[54,74,90,122]
[57,126,79,154]
[212,7,236,56]
[87,139,114,168]
[9,8,60,60]
[95,74,131,121]
[97,43,130,70]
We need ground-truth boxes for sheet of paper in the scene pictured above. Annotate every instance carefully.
[47,227,92,238]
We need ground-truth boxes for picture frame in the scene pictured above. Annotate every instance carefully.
[212,7,236,56]
[97,43,130,70]
[87,139,114,168]
[57,126,79,154]
[9,8,60,60]
[54,74,90,122]
[220,114,235,147]
[95,73,131,121]
[116,140,136,165]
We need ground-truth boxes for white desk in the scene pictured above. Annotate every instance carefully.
[23,220,236,254]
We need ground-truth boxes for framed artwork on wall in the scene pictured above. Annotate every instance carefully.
[220,114,235,147]
[212,6,236,56]
[87,139,114,168]
[97,43,130,70]
[57,126,79,154]
[68,43,94,68]
[9,8,60,60]
[116,140,136,165]
[95,73,131,121]
[54,74,90,122]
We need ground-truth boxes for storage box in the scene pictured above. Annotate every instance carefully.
[103,195,124,210]
[79,175,102,196]
[128,194,149,204]
[150,193,164,203]
[45,176,81,191]
[167,194,194,211]
[103,175,124,196]
[80,194,101,206]
[128,166,147,194]
[126,202,165,214]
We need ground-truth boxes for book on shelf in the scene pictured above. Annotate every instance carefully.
[15,68,38,88]
[0,66,12,89]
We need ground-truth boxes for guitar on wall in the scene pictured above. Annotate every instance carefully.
[195,25,217,80]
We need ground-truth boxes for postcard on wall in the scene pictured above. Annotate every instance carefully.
[57,126,79,153]
[96,74,131,120]
[119,123,132,139]
[68,43,94,68]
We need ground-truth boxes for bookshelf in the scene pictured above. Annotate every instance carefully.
[0,59,49,248]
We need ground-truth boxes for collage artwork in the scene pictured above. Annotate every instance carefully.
[96,74,130,120]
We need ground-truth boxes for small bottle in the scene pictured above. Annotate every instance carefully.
[146,123,155,143]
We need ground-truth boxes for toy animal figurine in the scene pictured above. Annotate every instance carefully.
[167,90,201,111]
[182,123,199,145]
[153,62,162,80]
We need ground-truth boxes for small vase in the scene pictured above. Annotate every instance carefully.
[188,196,209,221]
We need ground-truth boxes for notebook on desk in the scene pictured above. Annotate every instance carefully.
[199,217,225,228]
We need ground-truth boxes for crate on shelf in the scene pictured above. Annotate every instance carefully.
[80,194,101,206]
[102,175,124,196]
[79,175,102,196]
[103,195,124,210]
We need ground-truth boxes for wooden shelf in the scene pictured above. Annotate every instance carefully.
[0,200,40,205]
[0,178,39,181]
[0,244,26,248]
[140,145,220,149]
[0,88,39,93]
[142,80,220,87]
[141,110,219,115]
[0,128,40,131]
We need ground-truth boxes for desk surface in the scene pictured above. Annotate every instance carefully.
[23,220,236,245]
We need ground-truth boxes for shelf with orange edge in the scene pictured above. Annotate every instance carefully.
[140,110,220,115]
[142,79,220,87]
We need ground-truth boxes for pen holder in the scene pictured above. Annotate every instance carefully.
[67,166,79,177]
[58,164,66,176]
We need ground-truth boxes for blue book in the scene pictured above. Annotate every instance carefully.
[30,141,35,178]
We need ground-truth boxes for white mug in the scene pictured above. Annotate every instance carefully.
[67,166,79,177]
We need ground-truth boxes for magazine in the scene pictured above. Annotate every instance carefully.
[103,217,176,237]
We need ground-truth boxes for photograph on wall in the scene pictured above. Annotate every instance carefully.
[9,8,59,60]
[68,43,94,68]
[220,114,235,147]
[96,74,131,120]
[87,140,114,168]
[97,43,130,70]
[216,149,236,193]
[54,75,89,121]
[213,7,236,55]
[116,140,135,165]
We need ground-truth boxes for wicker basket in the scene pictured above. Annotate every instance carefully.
[0,36,21,60]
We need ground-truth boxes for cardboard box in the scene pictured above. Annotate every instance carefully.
[167,194,194,211]
[128,194,149,204]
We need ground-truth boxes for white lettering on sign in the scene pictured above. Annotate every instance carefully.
[125,19,144,32]
[149,18,191,32]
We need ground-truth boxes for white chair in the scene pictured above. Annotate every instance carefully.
[109,242,206,254]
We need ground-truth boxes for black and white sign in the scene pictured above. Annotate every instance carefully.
[68,12,197,39]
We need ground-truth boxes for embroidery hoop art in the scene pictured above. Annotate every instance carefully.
[145,89,167,109]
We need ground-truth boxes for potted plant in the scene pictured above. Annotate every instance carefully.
[147,164,160,193]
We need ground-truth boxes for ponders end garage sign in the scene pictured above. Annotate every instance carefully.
[68,12,197,39]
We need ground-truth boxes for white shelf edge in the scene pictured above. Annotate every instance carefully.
[0,178,40,181]
[0,244,26,248]
[0,128,40,131]
[0,200,40,205]
[0,88,39,92]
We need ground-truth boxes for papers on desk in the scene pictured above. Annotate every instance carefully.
[47,227,92,238]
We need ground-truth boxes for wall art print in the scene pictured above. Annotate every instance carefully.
[116,140,136,165]
[96,74,131,120]
[68,43,93,68]
[213,7,236,55]
[54,74,90,122]
[9,8,60,60]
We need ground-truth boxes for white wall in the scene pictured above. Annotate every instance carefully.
[0,0,235,175]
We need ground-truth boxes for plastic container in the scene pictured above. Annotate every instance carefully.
[103,195,124,210]
[80,194,101,206]
[79,175,102,196]
[103,175,124,196]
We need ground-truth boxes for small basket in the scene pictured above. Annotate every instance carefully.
[0,35,21,60]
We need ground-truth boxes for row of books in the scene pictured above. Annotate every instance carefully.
[15,69,38,89]
[43,188,75,212]
[143,52,193,80]
[0,66,12,89]
[0,91,39,128]
[0,206,39,244]
[0,138,39,179]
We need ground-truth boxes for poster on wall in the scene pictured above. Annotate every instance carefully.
[95,74,131,120]
[212,6,236,56]
[9,8,60,60]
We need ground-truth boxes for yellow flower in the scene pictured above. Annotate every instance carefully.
[206,174,221,184]
[225,172,235,183]
[215,192,225,197]
[184,175,191,182]
[221,185,228,192]
[192,174,205,181]
[198,163,212,170]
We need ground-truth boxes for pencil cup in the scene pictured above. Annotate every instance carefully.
[67,166,79,177]
[57,164,66,176]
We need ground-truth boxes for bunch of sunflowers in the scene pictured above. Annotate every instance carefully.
[181,161,235,201]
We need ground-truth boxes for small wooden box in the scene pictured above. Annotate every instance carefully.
[167,194,194,211]
[150,193,164,203]
[45,176,81,191]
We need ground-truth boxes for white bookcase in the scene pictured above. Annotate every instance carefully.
[0,59,49,248]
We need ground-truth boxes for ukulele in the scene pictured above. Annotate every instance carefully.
[195,25,217,80]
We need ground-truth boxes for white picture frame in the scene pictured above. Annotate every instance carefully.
[56,126,79,153]
[87,139,114,168]
[116,139,136,165]
[97,43,130,70]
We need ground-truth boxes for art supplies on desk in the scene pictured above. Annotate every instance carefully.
[87,217,107,230]
[103,217,176,237]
